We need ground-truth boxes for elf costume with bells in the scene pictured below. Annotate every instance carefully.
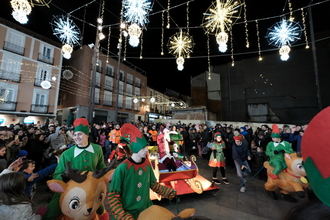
[301,107,330,207]
[107,123,176,220]
[265,125,294,178]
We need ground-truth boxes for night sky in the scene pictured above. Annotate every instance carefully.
[1,0,330,95]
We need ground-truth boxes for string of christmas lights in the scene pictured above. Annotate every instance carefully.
[166,0,170,29]
[243,1,249,48]
[186,1,189,33]
[255,20,263,61]
[207,34,211,80]
[106,26,111,63]
[288,0,294,21]
[230,28,235,67]
[140,31,143,59]
[301,8,310,49]
[161,10,165,55]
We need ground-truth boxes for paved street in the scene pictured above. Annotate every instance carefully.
[33,158,306,220]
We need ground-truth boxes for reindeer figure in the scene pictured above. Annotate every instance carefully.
[47,166,114,220]
[264,153,308,197]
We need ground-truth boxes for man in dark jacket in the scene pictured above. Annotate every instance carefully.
[232,135,251,193]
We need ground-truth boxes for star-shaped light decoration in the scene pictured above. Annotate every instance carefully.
[266,19,302,61]
[168,30,193,71]
[122,0,152,47]
[51,15,81,59]
[202,0,242,53]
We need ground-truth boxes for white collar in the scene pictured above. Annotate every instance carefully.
[74,144,94,158]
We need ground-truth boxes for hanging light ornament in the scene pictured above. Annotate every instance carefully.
[40,80,51,89]
[202,0,242,53]
[10,0,32,24]
[168,30,193,71]
[51,15,81,60]
[266,19,302,61]
[123,0,152,47]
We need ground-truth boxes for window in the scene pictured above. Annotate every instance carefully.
[94,88,100,104]
[104,76,113,90]
[126,84,133,95]
[119,71,125,81]
[134,87,140,96]
[134,102,140,111]
[35,64,51,86]
[135,78,141,87]
[0,82,18,111]
[118,94,123,108]
[127,73,133,84]
[0,53,21,82]
[96,59,102,73]
[125,96,132,109]
[39,43,53,64]
[4,29,25,55]
[106,64,114,76]
[95,72,101,87]
[31,88,48,113]
[119,81,124,94]
[103,90,112,106]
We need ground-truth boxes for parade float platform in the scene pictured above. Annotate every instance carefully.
[148,146,219,200]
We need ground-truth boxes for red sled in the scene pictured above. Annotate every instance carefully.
[149,155,219,200]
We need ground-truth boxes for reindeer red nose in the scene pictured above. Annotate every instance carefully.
[87,208,92,214]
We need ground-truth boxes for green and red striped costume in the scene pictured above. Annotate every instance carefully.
[107,158,175,219]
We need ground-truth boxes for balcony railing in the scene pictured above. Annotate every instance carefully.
[0,101,17,111]
[3,41,24,55]
[31,104,48,113]
[38,53,54,65]
[0,69,20,82]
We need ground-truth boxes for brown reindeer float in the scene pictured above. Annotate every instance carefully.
[264,153,308,199]
[47,166,114,220]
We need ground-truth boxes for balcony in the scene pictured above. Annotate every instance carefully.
[3,41,24,55]
[134,82,141,88]
[38,53,54,65]
[0,69,20,82]
[0,101,17,111]
[31,104,48,113]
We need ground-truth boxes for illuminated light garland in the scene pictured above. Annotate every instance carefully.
[288,0,294,21]
[11,0,32,24]
[202,0,242,53]
[243,1,249,48]
[106,26,111,63]
[207,34,211,80]
[128,23,142,47]
[186,1,190,34]
[168,30,193,71]
[167,0,171,29]
[61,44,73,59]
[301,8,310,49]
[266,19,302,61]
[161,10,165,55]
[255,20,262,61]
[230,28,234,67]
[40,80,51,89]
[123,36,127,61]
[140,31,143,59]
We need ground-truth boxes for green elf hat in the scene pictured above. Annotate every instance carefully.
[213,132,222,138]
[302,107,330,207]
[120,123,148,154]
[73,118,90,135]
[271,124,281,138]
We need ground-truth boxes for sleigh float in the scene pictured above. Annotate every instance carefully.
[148,146,219,200]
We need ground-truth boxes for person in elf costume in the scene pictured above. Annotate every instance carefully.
[108,138,131,167]
[208,132,229,185]
[43,118,106,220]
[158,127,177,172]
[107,123,176,220]
[265,124,294,179]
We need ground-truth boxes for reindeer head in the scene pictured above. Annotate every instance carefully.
[285,153,306,177]
[47,167,114,220]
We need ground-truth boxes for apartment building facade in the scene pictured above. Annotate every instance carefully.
[58,45,147,124]
[0,18,62,126]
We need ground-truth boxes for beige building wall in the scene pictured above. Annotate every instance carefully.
[0,19,62,125]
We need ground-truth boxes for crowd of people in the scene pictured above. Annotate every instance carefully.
[0,119,311,219]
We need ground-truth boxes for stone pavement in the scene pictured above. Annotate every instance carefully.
[33,158,307,220]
